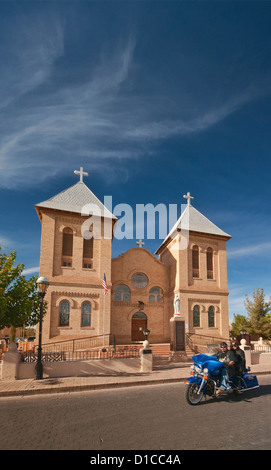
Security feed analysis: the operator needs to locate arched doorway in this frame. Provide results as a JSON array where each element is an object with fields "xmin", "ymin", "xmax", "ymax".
[{"xmin": 131, "ymin": 312, "xmax": 147, "ymax": 341}]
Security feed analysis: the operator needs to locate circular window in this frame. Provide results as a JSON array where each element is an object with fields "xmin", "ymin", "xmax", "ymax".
[{"xmin": 132, "ymin": 273, "xmax": 148, "ymax": 288}]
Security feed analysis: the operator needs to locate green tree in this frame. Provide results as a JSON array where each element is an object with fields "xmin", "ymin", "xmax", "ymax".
[
  {"xmin": 230, "ymin": 313, "xmax": 252, "ymax": 338},
  {"xmin": 244, "ymin": 288, "xmax": 271, "ymax": 339},
  {"xmin": 0, "ymin": 247, "xmax": 41, "ymax": 340}
]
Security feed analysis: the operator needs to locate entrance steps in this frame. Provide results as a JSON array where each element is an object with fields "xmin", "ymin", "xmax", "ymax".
[
  {"xmin": 150, "ymin": 343, "xmax": 171, "ymax": 356},
  {"xmin": 41, "ymin": 337, "xmax": 193, "ymax": 359},
  {"xmin": 113, "ymin": 343, "xmax": 171, "ymax": 357},
  {"xmin": 185, "ymin": 344, "xmax": 194, "ymax": 357}
]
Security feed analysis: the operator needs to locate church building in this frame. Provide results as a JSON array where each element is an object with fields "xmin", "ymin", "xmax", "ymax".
[{"xmin": 35, "ymin": 168, "xmax": 231, "ymax": 350}]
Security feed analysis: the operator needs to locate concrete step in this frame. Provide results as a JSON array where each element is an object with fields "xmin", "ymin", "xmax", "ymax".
[
  {"xmin": 150, "ymin": 343, "xmax": 171, "ymax": 356},
  {"xmin": 185, "ymin": 344, "xmax": 194, "ymax": 356}
]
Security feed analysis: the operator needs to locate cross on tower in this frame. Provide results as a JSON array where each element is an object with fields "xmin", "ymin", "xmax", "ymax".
[
  {"xmin": 136, "ymin": 239, "xmax": 145, "ymax": 248},
  {"xmin": 74, "ymin": 166, "xmax": 89, "ymax": 183},
  {"xmin": 183, "ymin": 191, "xmax": 194, "ymax": 206}
]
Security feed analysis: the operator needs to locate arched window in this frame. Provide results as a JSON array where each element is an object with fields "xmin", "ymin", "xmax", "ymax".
[
  {"xmin": 193, "ymin": 305, "xmax": 200, "ymax": 327},
  {"xmin": 208, "ymin": 306, "xmax": 215, "ymax": 328},
  {"xmin": 62, "ymin": 228, "xmax": 73, "ymax": 267},
  {"xmin": 149, "ymin": 287, "xmax": 163, "ymax": 302},
  {"xmin": 83, "ymin": 237, "xmax": 93, "ymax": 269},
  {"xmin": 81, "ymin": 301, "xmax": 91, "ymax": 327},
  {"xmin": 59, "ymin": 300, "xmax": 70, "ymax": 326},
  {"xmin": 113, "ymin": 285, "xmax": 131, "ymax": 301},
  {"xmin": 207, "ymin": 248, "xmax": 213, "ymax": 279},
  {"xmin": 132, "ymin": 312, "xmax": 147, "ymax": 320},
  {"xmin": 192, "ymin": 245, "xmax": 199, "ymax": 278}
]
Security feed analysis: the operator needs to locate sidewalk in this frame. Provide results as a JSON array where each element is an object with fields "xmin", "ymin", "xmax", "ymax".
[{"xmin": 0, "ymin": 362, "xmax": 270, "ymax": 398}]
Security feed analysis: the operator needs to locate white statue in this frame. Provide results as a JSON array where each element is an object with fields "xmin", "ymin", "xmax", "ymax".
[{"xmin": 174, "ymin": 294, "xmax": 180, "ymax": 315}]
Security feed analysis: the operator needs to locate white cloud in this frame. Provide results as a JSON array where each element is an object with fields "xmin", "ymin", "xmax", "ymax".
[
  {"xmin": 22, "ymin": 266, "xmax": 40, "ymax": 276},
  {"xmin": 0, "ymin": 14, "xmax": 268, "ymax": 189},
  {"xmin": 228, "ymin": 241, "xmax": 271, "ymax": 259},
  {"xmin": 125, "ymin": 86, "xmax": 263, "ymax": 140},
  {"xmin": 0, "ymin": 16, "xmax": 64, "ymax": 111},
  {"xmin": 0, "ymin": 236, "xmax": 13, "ymax": 251},
  {"xmin": 0, "ymin": 33, "xmax": 139, "ymax": 188}
]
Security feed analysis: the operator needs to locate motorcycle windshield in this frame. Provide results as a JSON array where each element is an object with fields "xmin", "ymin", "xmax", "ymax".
[
  {"xmin": 192, "ymin": 354, "xmax": 223, "ymax": 373},
  {"xmin": 193, "ymin": 354, "xmax": 218, "ymax": 364}
]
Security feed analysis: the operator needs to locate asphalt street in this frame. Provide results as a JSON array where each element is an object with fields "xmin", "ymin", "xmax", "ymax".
[{"xmin": 0, "ymin": 375, "xmax": 270, "ymax": 451}]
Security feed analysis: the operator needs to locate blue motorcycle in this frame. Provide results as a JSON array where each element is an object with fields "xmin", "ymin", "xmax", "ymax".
[{"xmin": 185, "ymin": 353, "xmax": 259, "ymax": 405}]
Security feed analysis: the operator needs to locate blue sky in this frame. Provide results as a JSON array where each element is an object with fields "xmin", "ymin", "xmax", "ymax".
[{"xmin": 0, "ymin": 1, "xmax": 271, "ymax": 323}]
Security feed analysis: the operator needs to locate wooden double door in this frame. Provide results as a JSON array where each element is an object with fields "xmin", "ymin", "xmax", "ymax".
[{"xmin": 131, "ymin": 312, "xmax": 147, "ymax": 341}]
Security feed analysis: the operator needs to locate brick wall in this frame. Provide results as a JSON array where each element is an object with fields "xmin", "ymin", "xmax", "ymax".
[{"xmin": 38, "ymin": 208, "xmax": 113, "ymax": 343}]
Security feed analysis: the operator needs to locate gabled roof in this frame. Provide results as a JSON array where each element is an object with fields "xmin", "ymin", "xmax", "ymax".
[
  {"xmin": 156, "ymin": 204, "xmax": 231, "ymax": 254},
  {"xmin": 35, "ymin": 181, "xmax": 117, "ymax": 220}
]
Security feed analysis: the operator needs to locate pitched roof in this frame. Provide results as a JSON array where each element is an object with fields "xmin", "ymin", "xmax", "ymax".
[
  {"xmin": 156, "ymin": 204, "xmax": 231, "ymax": 254},
  {"xmin": 35, "ymin": 182, "xmax": 117, "ymax": 220}
]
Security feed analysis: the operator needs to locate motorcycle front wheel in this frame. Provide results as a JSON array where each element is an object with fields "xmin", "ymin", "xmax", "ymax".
[{"xmin": 185, "ymin": 383, "xmax": 204, "ymax": 405}]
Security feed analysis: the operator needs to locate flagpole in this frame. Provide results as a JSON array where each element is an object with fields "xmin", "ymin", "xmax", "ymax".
[
  {"xmin": 103, "ymin": 289, "xmax": 105, "ymax": 350},
  {"xmin": 102, "ymin": 273, "xmax": 108, "ymax": 352}
]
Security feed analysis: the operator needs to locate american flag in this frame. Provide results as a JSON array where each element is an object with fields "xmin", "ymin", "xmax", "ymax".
[{"xmin": 102, "ymin": 273, "xmax": 109, "ymax": 295}]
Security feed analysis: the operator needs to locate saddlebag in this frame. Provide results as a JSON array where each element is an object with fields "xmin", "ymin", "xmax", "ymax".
[{"xmin": 242, "ymin": 373, "xmax": 259, "ymax": 389}]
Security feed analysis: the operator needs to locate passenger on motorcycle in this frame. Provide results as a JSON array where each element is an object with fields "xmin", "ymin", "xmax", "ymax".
[
  {"xmin": 213, "ymin": 342, "xmax": 236, "ymax": 392},
  {"xmin": 231, "ymin": 341, "xmax": 246, "ymax": 375}
]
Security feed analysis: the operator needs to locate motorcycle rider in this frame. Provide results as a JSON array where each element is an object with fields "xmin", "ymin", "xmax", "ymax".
[
  {"xmin": 213, "ymin": 342, "xmax": 236, "ymax": 393},
  {"xmin": 231, "ymin": 341, "xmax": 246, "ymax": 375}
]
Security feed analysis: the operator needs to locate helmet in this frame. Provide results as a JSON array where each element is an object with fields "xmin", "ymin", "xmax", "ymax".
[{"xmin": 220, "ymin": 342, "xmax": 228, "ymax": 348}]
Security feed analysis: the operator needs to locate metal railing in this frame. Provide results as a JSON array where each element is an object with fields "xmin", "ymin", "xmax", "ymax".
[
  {"xmin": 22, "ymin": 343, "xmax": 141, "ymax": 363},
  {"xmin": 252, "ymin": 344, "xmax": 271, "ymax": 353},
  {"xmin": 36, "ymin": 334, "xmax": 115, "ymax": 354},
  {"xmin": 21, "ymin": 351, "xmax": 66, "ymax": 363},
  {"xmin": 186, "ymin": 333, "xmax": 229, "ymax": 354}
]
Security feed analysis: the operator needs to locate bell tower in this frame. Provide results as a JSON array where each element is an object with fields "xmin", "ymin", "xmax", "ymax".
[
  {"xmin": 156, "ymin": 192, "xmax": 231, "ymax": 351},
  {"xmin": 35, "ymin": 168, "xmax": 117, "ymax": 344}
]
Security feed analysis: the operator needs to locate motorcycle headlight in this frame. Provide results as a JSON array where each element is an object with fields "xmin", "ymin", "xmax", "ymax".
[
  {"xmin": 203, "ymin": 368, "xmax": 208, "ymax": 374},
  {"xmin": 190, "ymin": 365, "xmax": 196, "ymax": 375},
  {"xmin": 195, "ymin": 365, "xmax": 202, "ymax": 373}
]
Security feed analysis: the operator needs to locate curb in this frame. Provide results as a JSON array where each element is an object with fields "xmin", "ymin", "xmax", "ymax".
[
  {"xmin": 0, "ymin": 370, "xmax": 270, "ymax": 398},
  {"xmin": 0, "ymin": 377, "xmax": 188, "ymax": 398}
]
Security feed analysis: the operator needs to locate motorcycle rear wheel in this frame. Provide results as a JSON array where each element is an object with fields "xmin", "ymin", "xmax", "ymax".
[{"xmin": 185, "ymin": 383, "xmax": 204, "ymax": 405}]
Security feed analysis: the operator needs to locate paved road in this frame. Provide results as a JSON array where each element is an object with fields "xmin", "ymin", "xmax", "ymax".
[{"xmin": 0, "ymin": 375, "xmax": 270, "ymax": 450}]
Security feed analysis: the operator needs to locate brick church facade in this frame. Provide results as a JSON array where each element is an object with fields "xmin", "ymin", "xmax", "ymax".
[{"xmin": 35, "ymin": 169, "xmax": 231, "ymax": 349}]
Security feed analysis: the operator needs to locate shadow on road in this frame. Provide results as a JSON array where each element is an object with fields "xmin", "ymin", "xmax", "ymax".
[
  {"xmin": 207, "ymin": 384, "xmax": 271, "ymax": 405},
  {"xmin": 186, "ymin": 383, "xmax": 271, "ymax": 406}
]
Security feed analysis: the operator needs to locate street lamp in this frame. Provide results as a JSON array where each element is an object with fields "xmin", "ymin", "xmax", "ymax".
[
  {"xmin": 142, "ymin": 328, "xmax": 150, "ymax": 350},
  {"xmin": 240, "ymin": 328, "xmax": 247, "ymax": 339},
  {"xmin": 143, "ymin": 328, "xmax": 150, "ymax": 341},
  {"xmin": 35, "ymin": 277, "xmax": 49, "ymax": 380}
]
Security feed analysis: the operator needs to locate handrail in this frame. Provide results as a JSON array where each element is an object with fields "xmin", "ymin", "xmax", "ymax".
[
  {"xmin": 35, "ymin": 334, "xmax": 115, "ymax": 353},
  {"xmin": 186, "ymin": 333, "xmax": 230, "ymax": 353}
]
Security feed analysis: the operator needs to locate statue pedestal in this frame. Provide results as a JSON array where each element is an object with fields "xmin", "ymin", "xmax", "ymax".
[
  {"xmin": 2, "ymin": 343, "xmax": 21, "ymax": 380},
  {"xmin": 240, "ymin": 338, "xmax": 252, "ymax": 367},
  {"xmin": 140, "ymin": 347, "xmax": 153, "ymax": 372},
  {"xmin": 170, "ymin": 317, "xmax": 185, "ymax": 351}
]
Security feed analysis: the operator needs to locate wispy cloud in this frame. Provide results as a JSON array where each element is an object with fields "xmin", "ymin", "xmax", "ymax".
[
  {"xmin": 228, "ymin": 241, "xmax": 271, "ymax": 259},
  {"xmin": 0, "ymin": 27, "xmax": 139, "ymax": 187},
  {"xmin": 0, "ymin": 15, "xmax": 64, "ymax": 111},
  {"xmin": 0, "ymin": 12, "xmax": 269, "ymax": 189},
  {"xmin": 0, "ymin": 235, "xmax": 13, "ymax": 251},
  {"xmin": 125, "ymin": 87, "xmax": 262, "ymax": 140},
  {"xmin": 22, "ymin": 266, "xmax": 40, "ymax": 276}
]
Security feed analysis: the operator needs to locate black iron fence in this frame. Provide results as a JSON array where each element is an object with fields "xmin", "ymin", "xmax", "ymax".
[
  {"xmin": 21, "ymin": 346, "xmax": 140, "ymax": 363},
  {"xmin": 21, "ymin": 351, "xmax": 65, "ymax": 363}
]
